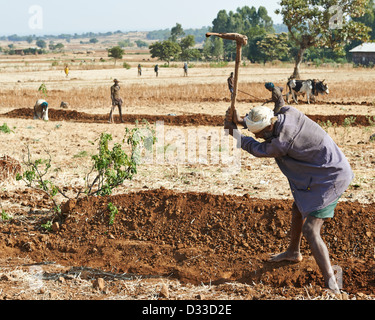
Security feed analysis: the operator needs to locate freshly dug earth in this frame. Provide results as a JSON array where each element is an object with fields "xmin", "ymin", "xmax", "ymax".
[
  {"xmin": 0, "ymin": 156, "xmax": 22, "ymax": 182},
  {"xmin": 1, "ymin": 188, "xmax": 374, "ymax": 297},
  {"xmin": 2, "ymin": 108, "xmax": 374, "ymax": 127}
]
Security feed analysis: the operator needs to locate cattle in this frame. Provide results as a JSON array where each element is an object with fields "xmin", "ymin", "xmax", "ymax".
[
  {"xmin": 33, "ymin": 99, "xmax": 49, "ymax": 121},
  {"xmin": 286, "ymin": 79, "xmax": 329, "ymax": 104}
]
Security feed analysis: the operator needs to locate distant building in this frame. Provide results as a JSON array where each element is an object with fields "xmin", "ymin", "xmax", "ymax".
[
  {"xmin": 349, "ymin": 43, "xmax": 375, "ymax": 66},
  {"xmin": 15, "ymin": 49, "xmax": 25, "ymax": 55}
]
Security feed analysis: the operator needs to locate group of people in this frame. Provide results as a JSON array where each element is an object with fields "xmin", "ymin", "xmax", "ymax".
[
  {"xmin": 109, "ymin": 63, "xmax": 188, "ymax": 123},
  {"xmin": 137, "ymin": 63, "xmax": 189, "ymax": 78},
  {"xmin": 33, "ymin": 66, "xmax": 354, "ymax": 294}
]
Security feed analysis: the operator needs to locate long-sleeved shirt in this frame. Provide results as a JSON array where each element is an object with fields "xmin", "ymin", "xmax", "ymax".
[{"xmin": 240, "ymin": 106, "xmax": 353, "ymax": 217}]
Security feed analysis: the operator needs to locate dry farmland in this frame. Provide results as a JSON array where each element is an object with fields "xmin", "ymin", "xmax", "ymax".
[{"xmin": 0, "ymin": 47, "xmax": 374, "ymax": 302}]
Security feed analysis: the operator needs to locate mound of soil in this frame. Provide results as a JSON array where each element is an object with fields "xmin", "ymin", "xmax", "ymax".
[
  {"xmin": 0, "ymin": 155, "xmax": 22, "ymax": 182},
  {"xmin": 1, "ymin": 188, "xmax": 373, "ymax": 295},
  {"xmin": 2, "ymin": 108, "xmax": 374, "ymax": 127}
]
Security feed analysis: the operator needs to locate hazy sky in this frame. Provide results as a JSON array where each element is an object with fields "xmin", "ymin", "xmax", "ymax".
[{"xmin": 0, "ymin": 0, "xmax": 283, "ymax": 36}]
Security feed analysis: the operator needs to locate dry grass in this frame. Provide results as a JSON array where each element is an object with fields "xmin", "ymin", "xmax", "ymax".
[{"xmin": 2, "ymin": 80, "xmax": 375, "ymax": 113}]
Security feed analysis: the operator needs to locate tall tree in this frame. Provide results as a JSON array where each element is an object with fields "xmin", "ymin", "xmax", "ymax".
[
  {"xmin": 170, "ymin": 23, "xmax": 185, "ymax": 42},
  {"xmin": 107, "ymin": 46, "xmax": 124, "ymax": 65},
  {"xmin": 210, "ymin": 6, "xmax": 274, "ymax": 61},
  {"xmin": 179, "ymin": 35, "xmax": 201, "ymax": 61},
  {"xmin": 149, "ymin": 40, "xmax": 181, "ymax": 66},
  {"xmin": 257, "ymin": 32, "xmax": 290, "ymax": 63},
  {"xmin": 353, "ymin": 0, "xmax": 375, "ymax": 39},
  {"xmin": 276, "ymin": 0, "xmax": 371, "ymax": 79}
]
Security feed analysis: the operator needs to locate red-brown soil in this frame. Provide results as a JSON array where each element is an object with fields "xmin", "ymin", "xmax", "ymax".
[
  {"xmin": 1, "ymin": 188, "xmax": 374, "ymax": 297},
  {"xmin": 2, "ymin": 108, "xmax": 374, "ymax": 127},
  {"xmin": 1, "ymin": 104, "xmax": 374, "ymax": 300}
]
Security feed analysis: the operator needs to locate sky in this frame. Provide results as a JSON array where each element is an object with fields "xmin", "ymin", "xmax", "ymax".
[{"xmin": 0, "ymin": 0, "xmax": 283, "ymax": 36}]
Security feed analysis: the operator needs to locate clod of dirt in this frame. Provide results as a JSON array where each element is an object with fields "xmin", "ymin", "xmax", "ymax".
[
  {"xmin": 0, "ymin": 155, "xmax": 22, "ymax": 182},
  {"xmin": 93, "ymin": 278, "xmax": 105, "ymax": 291}
]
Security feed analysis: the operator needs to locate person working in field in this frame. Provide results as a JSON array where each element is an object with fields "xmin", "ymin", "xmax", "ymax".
[
  {"xmin": 109, "ymin": 79, "xmax": 124, "ymax": 123},
  {"xmin": 154, "ymin": 64, "xmax": 159, "ymax": 77},
  {"xmin": 264, "ymin": 82, "xmax": 285, "ymax": 114},
  {"xmin": 183, "ymin": 62, "xmax": 188, "ymax": 77},
  {"xmin": 33, "ymin": 99, "xmax": 49, "ymax": 121},
  {"xmin": 64, "ymin": 65, "xmax": 69, "ymax": 77},
  {"xmin": 224, "ymin": 105, "xmax": 353, "ymax": 294}
]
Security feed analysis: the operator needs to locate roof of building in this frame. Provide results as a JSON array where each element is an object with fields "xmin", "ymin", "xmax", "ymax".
[{"xmin": 349, "ymin": 42, "xmax": 375, "ymax": 53}]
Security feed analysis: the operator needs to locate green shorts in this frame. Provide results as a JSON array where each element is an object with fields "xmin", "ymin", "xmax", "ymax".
[{"xmin": 309, "ymin": 198, "xmax": 340, "ymax": 219}]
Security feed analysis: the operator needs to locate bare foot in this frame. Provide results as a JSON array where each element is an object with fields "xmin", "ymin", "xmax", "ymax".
[{"xmin": 269, "ymin": 251, "xmax": 303, "ymax": 263}]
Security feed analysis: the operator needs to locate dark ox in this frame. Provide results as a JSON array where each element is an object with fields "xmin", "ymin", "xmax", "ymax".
[{"xmin": 286, "ymin": 79, "xmax": 329, "ymax": 104}]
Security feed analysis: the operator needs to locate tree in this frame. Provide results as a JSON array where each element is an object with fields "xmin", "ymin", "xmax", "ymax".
[
  {"xmin": 107, "ymin": 46, "xmax": 124, "ymax": 64},
  {"xmin": 179, "ymin": 35, "xmax": 201, "ymax": 61},
  {"xmin": 149, "ymin": 40, "xmax": 181, "ymax": 65},
  {"xmin": 135, "ymin": 40, "xmax": 148, "ymax": 48},
  {"xmin": 170, "ymin": 23, "xmax": 185, "ymax": 42},
  {"xmin": 36, "ymin": 39, "xmax": 47, "ymax": 49},
  {"xmin": 90, "ymin": 38, "xmax": 99, "ymax": 44},
  {"xmin": 353, "ymin": 0, "xmax": 375, "ymax": 38},
  {"xmin": 210, "ymin": 6, "xmax": 275, "ymax": 61},
  {"xmin": 276, "ymin": 0, "xmax": 371, "ymax": 79},
  {"xmin": 257, "ymin": 32, "xmax": 290, "ymax": 63},
  {"xmin": 203, "ymin": 37, "xmax": 224, "ymax": 60}
]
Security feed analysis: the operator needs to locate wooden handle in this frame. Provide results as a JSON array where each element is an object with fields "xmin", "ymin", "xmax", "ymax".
[{"xmin": 230, "ymin": 44, "xmax": 242, "ymax": 124}]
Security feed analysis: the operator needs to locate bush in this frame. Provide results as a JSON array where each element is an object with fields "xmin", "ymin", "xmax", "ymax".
[
  {"xmin": 16, "ymin": 121, "xmax": 156, "ymax": 219},
  {"xmin": 123, "ymin": 62, "xmax": 131, "ymax": 69}
]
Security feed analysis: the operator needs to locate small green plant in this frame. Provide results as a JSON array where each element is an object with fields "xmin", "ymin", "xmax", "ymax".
[
  {"xmin": 73, "ymin": 150, "xmax": 89, "ymax": 158},
  {"xmin": 366, "ymin": 115, "xmax": 375, "ymax": 127},
  {"xmin": 0, "ymin": 123, "xmax": 14, "ymax": 134},
  {"xmin": 85, "ymin": 121, "xmax": 156, "ymax": 197},
  {"xmin": 318, "ymin": 120, "xmax": 333, "ymax": 131},
  {"xmin": 1, "ymin": 209, "xmax": 11, "ymax": 221},
  {"xmin": 16, "ymin": 147, "xmax": 61, "ymax": 214},
  {"xmin": 38, "ymin": 83, "xmax": 48, "ymax": 98},
  {"xmin": 108, "ymin": 202, "xmax": 118, "ymax": 226},
  {"xmin": 343, "ymin": 116, "xmax": 356, "ymax": 127},
  {"xmin": 41, "ymin": 220, "xmax": 52, "ymax": 231}
]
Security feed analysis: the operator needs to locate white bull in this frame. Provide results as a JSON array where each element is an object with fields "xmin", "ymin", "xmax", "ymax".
[{"xmin": 286, "ymin": 79, "xmax": 329, "ymax": 104}]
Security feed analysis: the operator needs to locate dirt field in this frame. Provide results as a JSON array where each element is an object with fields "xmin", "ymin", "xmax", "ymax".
[{"xmin": 0, "ymin": 50, "xmax": 374, "ymax": 302}]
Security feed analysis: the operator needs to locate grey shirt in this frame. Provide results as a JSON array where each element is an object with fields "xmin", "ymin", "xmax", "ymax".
[{"xmin": 241, "ymin": 106, "xmax": 353, "ymax": 217}]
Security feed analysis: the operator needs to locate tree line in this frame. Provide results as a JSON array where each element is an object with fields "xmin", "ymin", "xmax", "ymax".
[{"xmin": 149, "ymin": 1, "xmax": 375, "ymax": 78}]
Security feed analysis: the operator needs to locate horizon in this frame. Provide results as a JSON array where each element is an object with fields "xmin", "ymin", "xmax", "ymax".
[
  {"xmin": 0, "ymin": 22, "xmax": 288, "ymax": 39},
  {"xmin": 0, "ymin": 0, "xmax": 282, "ymax": 37}
]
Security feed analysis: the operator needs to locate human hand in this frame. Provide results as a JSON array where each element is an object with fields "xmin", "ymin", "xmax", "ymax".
[{"xmin": 224, "ymin": 107, "xmax": 238, "ymax": 136}]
